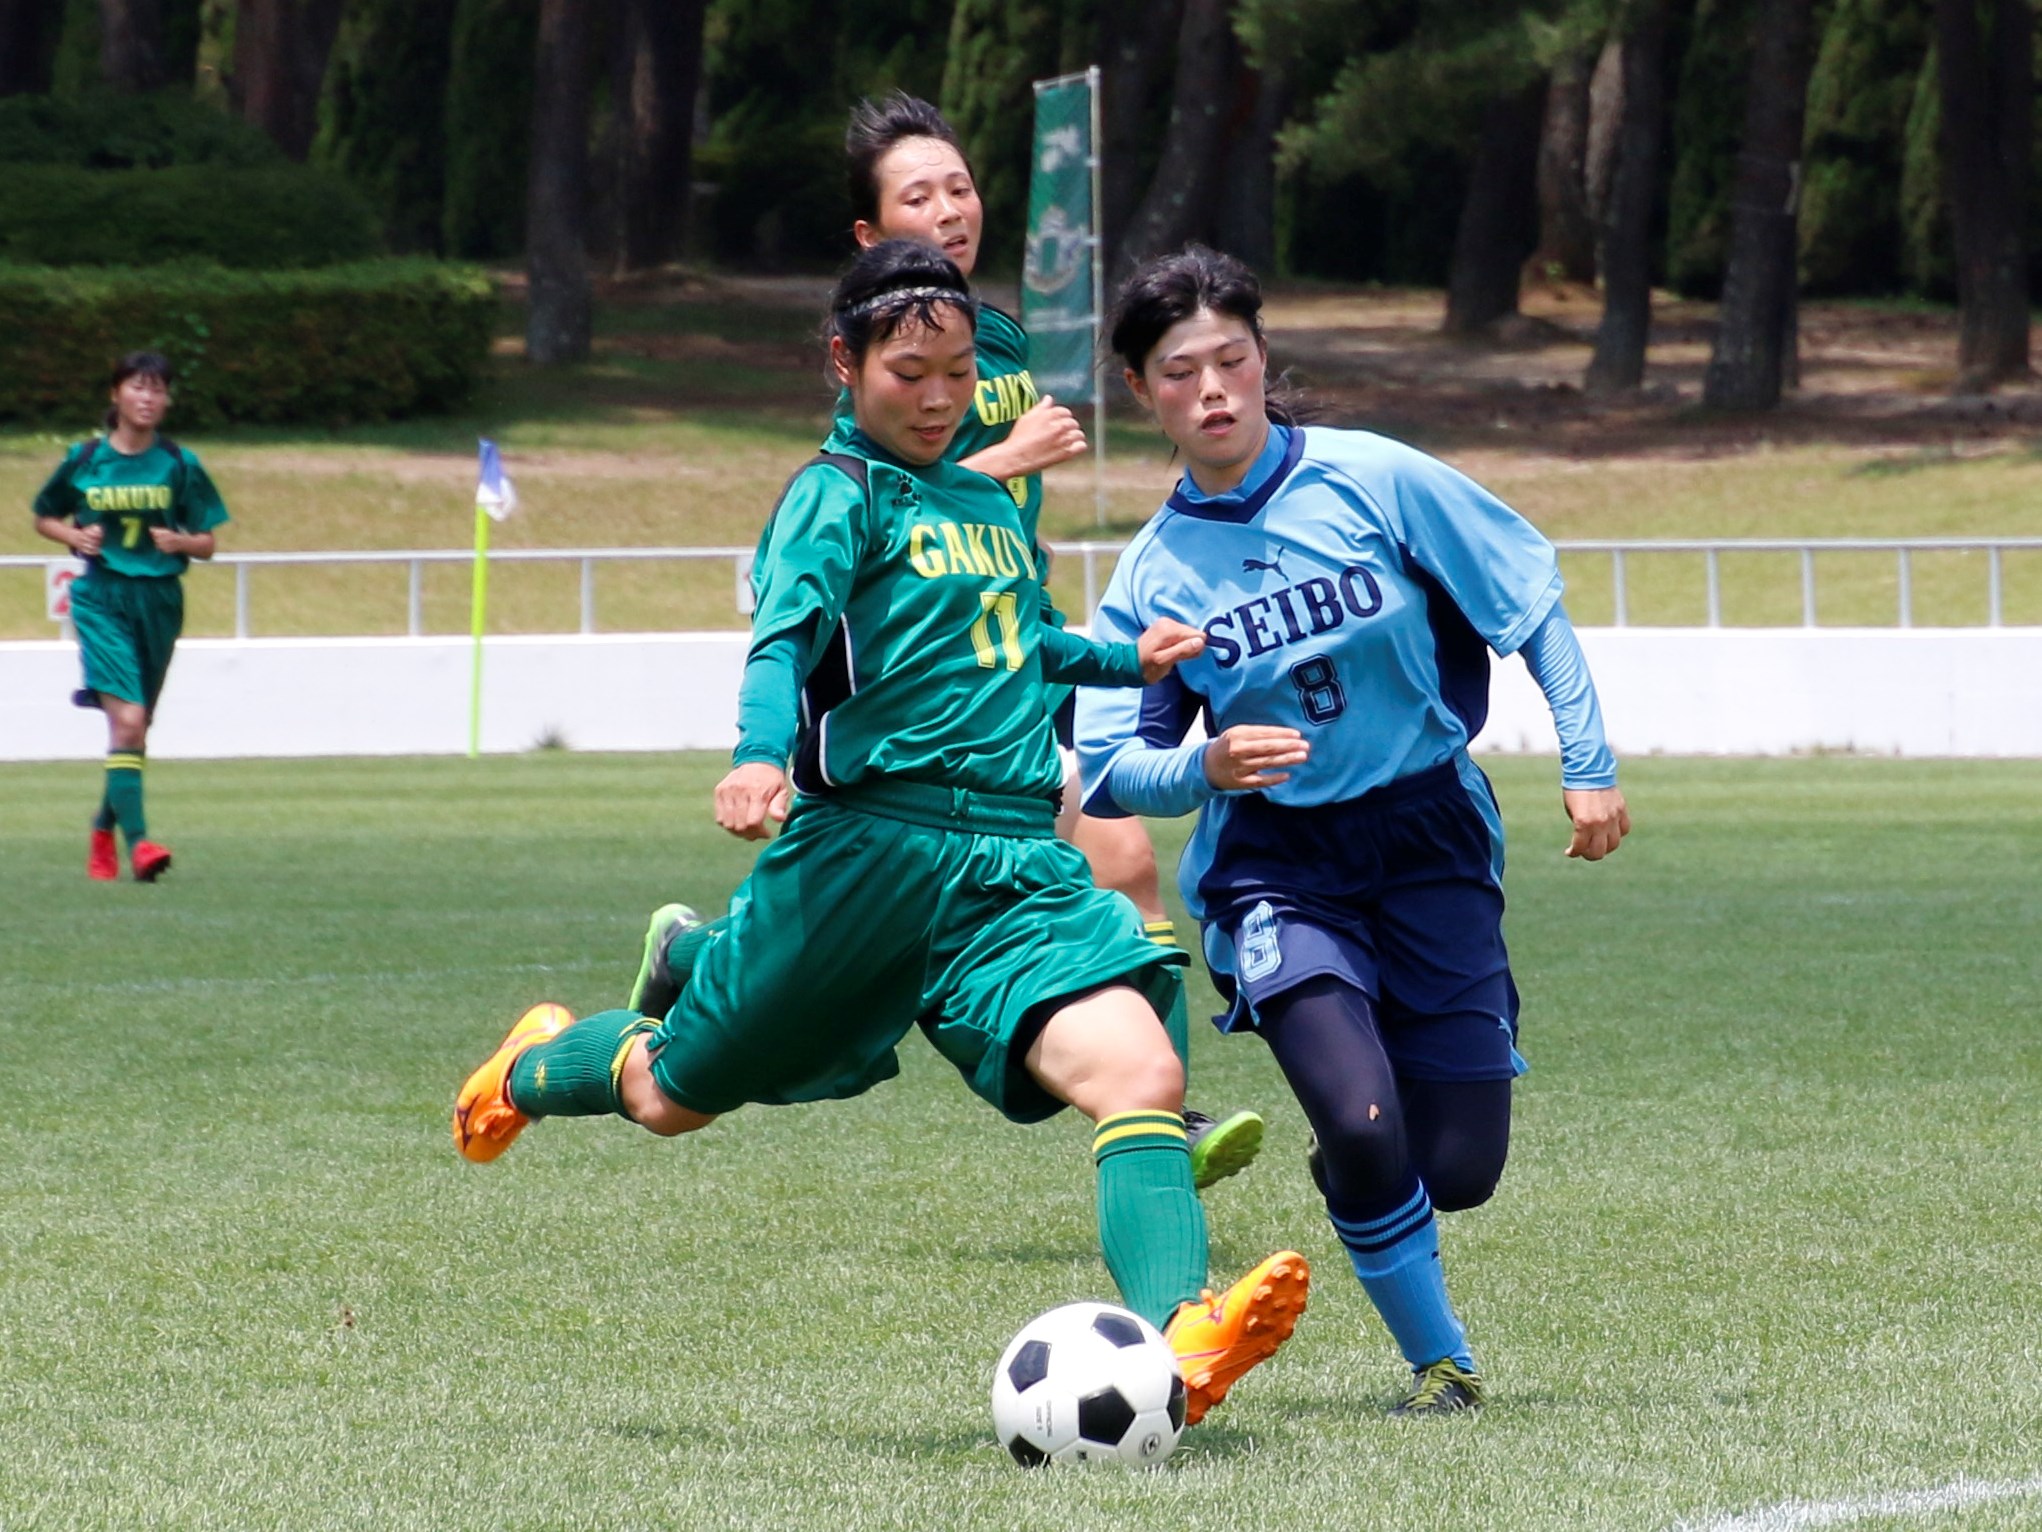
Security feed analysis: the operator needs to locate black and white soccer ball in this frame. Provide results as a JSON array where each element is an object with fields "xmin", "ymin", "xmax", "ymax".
[{"xmin": 990, "ymin": 1301, "xmax": 1187, "ymax": 1468}]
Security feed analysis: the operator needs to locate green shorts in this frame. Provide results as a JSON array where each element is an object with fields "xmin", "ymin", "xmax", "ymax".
[
  {"xmin": 69, "ymin": 570, "xmax": 184, "ymax": 710},
  {"xmin": 645, "ymin": 780, "xmax": 1185, "ymax": 1122}
]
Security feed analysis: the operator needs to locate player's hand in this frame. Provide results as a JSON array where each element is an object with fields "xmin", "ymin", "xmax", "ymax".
[
  {"xmin": 1562, "ymin": 786, "xmax": 1630, "ymax": 860},
  {"xmin": 1204, "ymin": 725, "xmax": 1309, "ymax": 791},
  {"xmin": 715, "ymin": 762, "xmax": 792, "ymax": 840},
  {"xmin": 1136, "ymin": 618, "xmax": 1205, "ymax": 682},
  {"xmin": 71, "ymin": 523, "xmax": 103, "ymax": 556},
  {"xmin": 972, "ymin": 396, "xmax": 1088, "ymax": 479},
  {"xmin": 148, "ymin": 526, "xmax": 182, "ymax": 553}
]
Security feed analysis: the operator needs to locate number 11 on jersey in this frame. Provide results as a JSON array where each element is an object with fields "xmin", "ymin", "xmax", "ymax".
[{"xmin": 970, "ymin": 590, "xmax": 1024, "ymax": 671}]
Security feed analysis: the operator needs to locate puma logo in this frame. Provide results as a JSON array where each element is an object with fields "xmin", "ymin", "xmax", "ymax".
[{"xmin": 1241, "ymin": 550, "xmax": 1285, "ymax": 578}]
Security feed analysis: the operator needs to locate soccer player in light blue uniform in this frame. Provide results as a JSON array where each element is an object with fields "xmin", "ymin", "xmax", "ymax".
[{"xmin": 1077, "ymin": 246, "xmax": 1631, "ymax": 1415}]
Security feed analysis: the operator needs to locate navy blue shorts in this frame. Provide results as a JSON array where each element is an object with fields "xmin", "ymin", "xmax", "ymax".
[{"xmin": 1197, "ymin": 755, "xmax": 1525, "ymax": 1082}]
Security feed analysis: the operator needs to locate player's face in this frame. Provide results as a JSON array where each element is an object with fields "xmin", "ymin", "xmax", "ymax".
[
  {"xmin": 1126, "ymin": 309, "xmax": 1269, "ymax": 492},
  {"xmin": 855, "ymin": 137, "xmax": 983, "ymax": 277},
  {"xmin": 835, "ymin": 306, "xmax": 978, "ymax": 466},
  {"xmin": 110, "ymin": 373, "xmax": 170, "ymax": 432}
]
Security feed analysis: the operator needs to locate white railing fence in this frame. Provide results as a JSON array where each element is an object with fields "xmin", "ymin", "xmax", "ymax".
[{"xmin": 7, "ymin": 537, "xmax": 2041, "ymax": 637}]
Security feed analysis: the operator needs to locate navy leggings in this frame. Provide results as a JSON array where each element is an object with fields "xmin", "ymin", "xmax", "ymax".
[{"xmin": 1255, "ymin": 975, "xmax": 1512, "ymax": 1212}]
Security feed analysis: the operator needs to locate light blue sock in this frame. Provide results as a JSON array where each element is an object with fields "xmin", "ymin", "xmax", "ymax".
[{"xmin": 1328, "ymin": 1175, "xmax": 1476, "ymax": 1373}]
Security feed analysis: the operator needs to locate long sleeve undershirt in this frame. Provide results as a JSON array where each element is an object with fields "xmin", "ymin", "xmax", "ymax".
[
  {"xmin": 732, "ymin": 627, "xmax": 805, "ymax": 767},
  {"xmin": 1518, "ymin": 603, "xmax": 1617, "ymax": 789},
  {"xmin": 731, "ymin": 622, "xmax": 1141, "ymax": 769},
  {"xmin": 1098, "ymin": 603, "xmax": 1615, "ymax": 816},
  {"xmin": 1040, "ymin": 627, "xmax": 1143, "ymax": 688}
]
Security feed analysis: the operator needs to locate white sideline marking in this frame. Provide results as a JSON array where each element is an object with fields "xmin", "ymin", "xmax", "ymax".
[{"xmin": 1677, "ymin": 1476, "xmax": 2042, "ymax": 1532}]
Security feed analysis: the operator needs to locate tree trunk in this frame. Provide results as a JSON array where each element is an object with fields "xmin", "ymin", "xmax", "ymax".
[
  {"xmin": 1534, "ymin": 48, "xmax": 1597, "ymax": 283},
  {"xmin": 1936, "ymin": 0, "xmax": 2031, "ymax": 391},
  {"xmin": 0, "ymin": 0, "xmax": 63, "ymax": 93},
  {"xmin": 1443, "ymin": 79, "xmax": 1545, "ymax": 335},
  {"xmin": 612, "ymin": 0, "xmax": 704, "ymax": 271},
  {"xmin": 1587, "ymin": 0, "xmax": 1671, "ymax": 396},
  {"xmin": 526, "ymin": 0, "xmax": 592, "ymax": 365},
  {"xmin": 1099, "ymin": 0, "xmax": 1184, "ymax": 280},
  {"xmin": 1213, "ymin": 51, "xmax": 1286, "ymax": 272},
  {"xmin": 230, "ymin": 0, "xmax": 348, "ymax": 160},
  {"xmin": 1702, "ymin": 0, "xmax": 1815, "ymax": 411},
  {"xmin": 1115, "ymin": 0, "xmax": 1233, "ymax": 280},
  {"xmin": 1584, "ymin": 35, "xmax": 1625, "ymax": 229},
  {"xmin": 98, "ymin": 0, "xmax": 164, "ymax": 89}
]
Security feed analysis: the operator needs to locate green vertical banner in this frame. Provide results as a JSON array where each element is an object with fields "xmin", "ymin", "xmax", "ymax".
[{"xmin": 1023, "ymin": 68, "xmax": 1102, "ymax": 403}]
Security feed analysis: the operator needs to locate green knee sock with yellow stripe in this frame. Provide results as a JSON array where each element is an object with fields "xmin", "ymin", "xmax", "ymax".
[
  {"xmin": 104, "ymin": 752, "xmax": 145, "ymax": 844},
  {"xmin": 1145, "ymin": 920, "xmax": 1191, "ymax": 1067},
  {"xmin": 507, "ymin": 1009, "xmax": 653, "ymax": 1118},
  {"xmin": 1093, "ymin": 1110, "xmax": 1208, "ymax": 1330}
]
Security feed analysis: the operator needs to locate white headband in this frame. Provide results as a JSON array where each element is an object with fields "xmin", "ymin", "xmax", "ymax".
[{"xmin": 845, "ymin": 285, "xmax": 972, "ymax": 319}]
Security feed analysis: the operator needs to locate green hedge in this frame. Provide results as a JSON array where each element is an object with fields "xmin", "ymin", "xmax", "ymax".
[
  {"xmin": 0, "ymin": 165, "xmax": 381, "ymax": 269},
  {"xmin": 0, "ymin": 88, "xmax": 281, "ymax": 169},
  {"xmin": 0, "ymin": 261, "xmax": 498, "ymax": 426}
]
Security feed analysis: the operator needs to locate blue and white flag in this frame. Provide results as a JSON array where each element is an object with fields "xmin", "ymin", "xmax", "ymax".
[{"xmin": 476, "ymin": 438, "xmax": 518, "ymax": 521}]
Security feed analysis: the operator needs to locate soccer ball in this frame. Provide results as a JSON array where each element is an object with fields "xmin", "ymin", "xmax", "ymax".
[{"xmin": 990, "ymin": 1301, "xmax": 1187, "ymax": 1468}]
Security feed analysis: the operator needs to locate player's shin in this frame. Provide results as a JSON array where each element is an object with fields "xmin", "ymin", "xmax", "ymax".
[
  {"xmin": 1092, "ymin": 1110, "xmax": 1207, "ymax": 1331},
  {"xmin": 105, "ymin": 751, "xmax": 145, "ymax": 843},
  {"xmin": 1143, "ymin": 925, "xmax": 1190, "ymax": 1066},
  {"xmin": 1327, "ymin": 1170, "xmax": 1475, "ymax": 1373},
  {"xmin": 508, "ymin": 1009, "xmax": 657, "ymax": 1119}
]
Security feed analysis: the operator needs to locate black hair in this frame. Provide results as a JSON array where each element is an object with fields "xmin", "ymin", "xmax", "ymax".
[
  {"xmin": 1106, "ymin": 244, "xmax": 1296, "ymax": 425},
  {"xmin": 105, "ymin": 350, "xmax": 172, "ymax": 431},
  {"xmin": 827, "ymin": 238, "xmax": 977, "ymax": 367},
  {"xmin": 845, "ymin": 91, "xmax": 969, "ymax": 228}
]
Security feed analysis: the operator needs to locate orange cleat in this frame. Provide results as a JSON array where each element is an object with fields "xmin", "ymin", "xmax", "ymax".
[
  {"xmin": 452, "ymin": 1002, "xmax": 572, "ymax": 1163},
  {"xmin": 88, "ymin": 829, "xmax": 118, "ymax": 881},
  {"xmin": 131, "ymin": 840, "xmax": 172, "ymax": 882},
  {"xmin": 1164, "ymin": 1250, "xmax": 1310, "ymax": 1425}
]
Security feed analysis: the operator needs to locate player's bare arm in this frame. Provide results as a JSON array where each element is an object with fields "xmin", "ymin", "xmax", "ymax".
[
  {"xmin": 149, "ymin": 527, "xmax": 215, "ymax": 558},
  {"xmin": 1562, "ymin": 785, "xmax": 1630, "ymax": 861},
  {"xmin": 35, "ymin": 515, "xmax": 100, "ymax": 556}
]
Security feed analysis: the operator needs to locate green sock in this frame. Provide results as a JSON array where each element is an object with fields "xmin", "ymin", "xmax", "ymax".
[
  {"xmin": 1092, "ymin": 1110, "xmax": 1207, "ymax": 1331},
  {"xmin": 92, "ymin": 793, "xmax": 115, "ymax": 833},
  {"xmin": 667, "ymin": 916, "xmax": 721, "ymax": 993},
  {"xmin": 507, "ymin": 1009, "xmax": 653, "ymax": 1119},
  {"xmin": 105, "ymin": 752, "xmax": 146, "ymax": 844},
  {"xmin": 1144, "ymin": 920, "xmax": 1190, "ymax": 1067}
]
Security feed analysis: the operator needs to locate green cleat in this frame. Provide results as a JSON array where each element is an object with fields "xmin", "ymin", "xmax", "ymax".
[
  {"xmin": 1391, "ymin": 1358, "xmax": 1485, "ymax": 1416},
  {"xmin": 627, "ymin": 903, "xmax": 702, "ymax": 1019},
  {"xmin": 1186, "ymin": 1108, "xmax": 1264, "ymax": 1191}
]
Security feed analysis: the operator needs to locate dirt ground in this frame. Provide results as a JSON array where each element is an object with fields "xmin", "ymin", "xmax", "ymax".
[{"xmin": 588, "ymin": 267, "xmax": 2042, "ymax": 464}]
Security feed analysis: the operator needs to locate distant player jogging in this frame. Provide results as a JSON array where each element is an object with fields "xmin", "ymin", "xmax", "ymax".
[
  {"xmin": 1077, "ymin": 246, "xmax": 1630, "ymax": 1415},
  {"xmin": 454, "ymin": 241, "xmax": 1308, "ymax": 1426},
  {"xmin": 33, "ymin": 350, "xmax": 229, "ymax": 882},
  {"xmin": 812, "ymin": 90, "xmax": 1264, "ymax": 1191}
]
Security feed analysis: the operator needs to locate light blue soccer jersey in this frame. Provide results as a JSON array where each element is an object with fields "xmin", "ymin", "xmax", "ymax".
[{"xmin": 1076, "ymin": 423, "xmax": 1573, "ymax": 916}]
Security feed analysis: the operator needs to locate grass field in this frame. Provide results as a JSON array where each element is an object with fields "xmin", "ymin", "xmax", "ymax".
[{"xmin": 4, "ymin": 753, "xmax": 2039, "ymax": 1531}]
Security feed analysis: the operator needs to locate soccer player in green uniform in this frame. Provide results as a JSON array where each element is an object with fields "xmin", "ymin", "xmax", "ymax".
[
  {"xmin": 33, "ymin": 351, "xmax": 229, "ymax": 882},
  {"xmin": 453, "ymin": 241, "xmax": 1307, "ymax": 1425},
  {"xmin": 815, "ymin": 91, "xmax": 1264, "ymax": 1190}
]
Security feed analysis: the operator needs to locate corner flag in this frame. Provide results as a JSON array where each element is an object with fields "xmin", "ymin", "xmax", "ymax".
[
  {"xmin": 469, "ymin": 439, "xmax": 517, "ymax": 757},
  {"xmin": 477, "ymin": 438, "xmax": 518, "ymax": 521}
]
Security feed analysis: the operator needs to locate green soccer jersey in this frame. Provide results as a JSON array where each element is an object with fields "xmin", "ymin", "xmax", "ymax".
[
  {"xmin": 825, "ymin": 302, "xmax": 1041, "ymax": 531},
  {"xmin": 734, "ymin": 432, "xmax": 1139, "ymax": 801},
  {"xmin": 33, "ymin": 437, "xmax": 229, "ymax": 579}
]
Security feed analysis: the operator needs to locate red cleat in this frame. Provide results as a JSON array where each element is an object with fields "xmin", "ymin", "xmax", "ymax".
[
  {"xmin": 131, "ymin": 840, "xmax": 172, "ymax": 882},
  {"xmin": 88, "ymin": 829, "xmax": 118, "ymax": 881}
]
